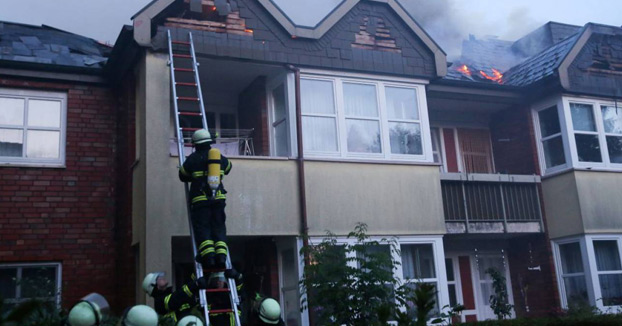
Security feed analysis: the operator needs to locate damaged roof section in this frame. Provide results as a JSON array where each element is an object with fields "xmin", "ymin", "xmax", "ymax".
[{"xmin": 0, "ymin": 21, "xmax": 111, "ymax": 71}]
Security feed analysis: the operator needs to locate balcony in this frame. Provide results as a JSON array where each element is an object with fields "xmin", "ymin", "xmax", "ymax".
[{"xmin": 441, "ymin": 173, "xmax": 544, "ymax": 234}]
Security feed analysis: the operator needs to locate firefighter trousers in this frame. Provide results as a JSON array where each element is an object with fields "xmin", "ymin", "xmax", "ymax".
[{"xmin": 191, "ymin": 200, "xmax": 227, "ymax": 262}]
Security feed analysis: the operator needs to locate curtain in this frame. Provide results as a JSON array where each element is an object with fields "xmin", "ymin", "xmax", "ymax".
[
  {"xmin": 594, "ymin": 241, "xmax": 621, "ymax": 271},
  {"xmin": 559, "ymin": 242, "xmax": 584, "ymax": 274},
  {"xmin": 302, "ymin": 117, "xmax": 337, "ymax": 152},
  {"xmin": 401, "ymin": 244, "xmax": 435, "ymax": 279},
  {"xmin": 458, "ymin": 128, "xmax": 494, "ymax": 173},
  {"xmin": 342, "ymin": 83, "xmax": 378, "ymax": 117},
  {"xmin": 385, "ymin": 87, "xmax": 418, "ymax": 120},
  {"xmin": 300, "ymin": 79, "xmax": 335, "ymax": 114}
]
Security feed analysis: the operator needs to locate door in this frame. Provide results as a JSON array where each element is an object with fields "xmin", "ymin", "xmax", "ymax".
[
  {"xmin": 276, "ymin": 238, "xmax": 305, "ymax": 326},
  {"xmin": 268, "ymin": 79, "xmax": 290, "ymax": 157},
  {"xmin": 472, "ymin": 254, "xmax": 514, "ymax": 320}
]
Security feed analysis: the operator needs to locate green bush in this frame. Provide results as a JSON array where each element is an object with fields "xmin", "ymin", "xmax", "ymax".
[{"xmin": 461, "ymin": 314, "xmax": 622, "ymax": 326}]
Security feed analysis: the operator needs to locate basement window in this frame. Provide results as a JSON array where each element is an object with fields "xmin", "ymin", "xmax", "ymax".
[
  {"xmin": 0, "ymin": 89, "xmax": 66, "ymax": 167},
  {"xmin": 0, "ymin": 263, "xmax": 61, "ymax": 313},
  {"xmin": 300, "ymin": 74, "xmax": 431, "ymax": 162}
]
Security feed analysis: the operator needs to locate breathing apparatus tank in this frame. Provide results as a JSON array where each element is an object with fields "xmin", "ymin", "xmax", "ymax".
[{"xmin": 207, "ymin": 148, "xmax": 221, "ymax": 198}]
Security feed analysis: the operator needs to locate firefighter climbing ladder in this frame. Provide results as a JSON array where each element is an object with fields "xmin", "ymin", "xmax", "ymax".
[{"xmin": 167, "ymin": 30, "xmax": 242, "ymax": 326}]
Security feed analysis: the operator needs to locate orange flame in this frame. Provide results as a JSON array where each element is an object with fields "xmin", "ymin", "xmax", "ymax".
[
  {"xmin": 457, "ymin": 64, "xmax": 471, "ymax": 76},
  {"xmin": 479, "ymin": 68, "xmax": 503, "ymax": 83}
]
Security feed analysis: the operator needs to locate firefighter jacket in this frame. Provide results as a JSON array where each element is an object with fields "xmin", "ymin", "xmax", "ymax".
[
  {"xmin": 179, "ymin": 147, "xmax": 232, "ymax": 205},
  {"xmin": 152, "ymin": 280, "xmax": 200, "ymax": 322}
]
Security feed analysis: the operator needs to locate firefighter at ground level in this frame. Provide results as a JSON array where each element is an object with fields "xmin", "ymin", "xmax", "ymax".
[
  {"xmin": 177, "ymin": 315, "xmax": 205, "ymax": 326},
  {"xmin": 118, "ymin": 305, "xmax": 159, "ymax": 326},
  {"xmin": 65, "ymin": 293, "xmax": 110, "ymax": 326},
  {"xmin": 142, "ymin": 272, "xmax": 208, "ymax": 323},
  {"xmin": 243, "ymin": 294, "xmax": 285, "ymax": 326},
  {"xmin": 179, "ymin": 129, "xmax": 232, "ymax": 268},
  {"xmin": 206, "ymin": 269, "xmax": 244, "ymax": 326}
]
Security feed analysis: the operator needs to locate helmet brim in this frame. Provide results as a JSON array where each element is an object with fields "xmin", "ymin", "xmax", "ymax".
[{"xmin": 259, "ymin": 314, "xmax": 279, "ymax": 324}]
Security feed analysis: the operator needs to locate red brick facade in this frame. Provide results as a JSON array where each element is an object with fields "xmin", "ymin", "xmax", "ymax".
[{"xmin": 0, "ymin": 77, "xmax": 120, "ymax": 309}]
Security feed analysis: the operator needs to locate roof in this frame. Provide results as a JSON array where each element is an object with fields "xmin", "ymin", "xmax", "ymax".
[
  {"xmin": 502, "ymin": 32, "xmax": 581, "ymax": 87},
  {"xmin": 0, "ymin": 21, "xmax": 111, "ymax": 71}
]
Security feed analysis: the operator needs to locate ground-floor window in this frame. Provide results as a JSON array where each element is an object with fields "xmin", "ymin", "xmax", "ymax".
[
  {"xmin": 0, "ymin": 263, "xmax": 61, "ymax": 313},
  {"xmin": 554, "ymin": 235, "xmax": 622, "ymax": 311}
]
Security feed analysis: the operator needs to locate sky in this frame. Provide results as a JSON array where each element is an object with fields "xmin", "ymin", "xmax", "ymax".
[{"xmin": 0, "ymin": 0, "xmax": 620, "ymax": 57}]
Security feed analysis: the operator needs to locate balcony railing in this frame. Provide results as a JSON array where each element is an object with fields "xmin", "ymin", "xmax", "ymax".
[{"xmin": 441, "ymin": 173, "xmax": 543, "ymax": 233}]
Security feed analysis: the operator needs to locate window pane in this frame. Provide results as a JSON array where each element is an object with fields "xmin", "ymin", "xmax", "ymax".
[
  {"xmin": 607, "ymin": 136, "xmax": 622, "ymax": 164},
  {"xmin": 445, "ymin": 259, "xmax": 455, "ymax": 282},
  {"xmin": 27, "ymin": 100, "xmax": 61, "ymax": 128},
  {"xmin": 302, "ymin": 116, "xmax": 337, "ymax": 152},
  {"xmin": 21, "ymin": 267, "xmax": 56, "ymax": 298},
  {"xmin": 272, "ymin": 84, "xmax": 286, "ymax": 121},
  {"xmin": 343, "ymin": 83, "xmax": 378, "ymax": 117},
  {"xmin": 0, "ymin": 129, "xmax": 24, "ymax": 157},
  {"xmin": 448, "ymin": 284, "xmax": 457, "ymax": 307},
  {"xmin": 599, "ymin": 274, "xmax": 622, "ymax": 306},
  {"xmin": 386, "ymin": 87, "xmax": 418, "ymax": 120},
  {"xmin": 405, "ymin": 283, "xmax": 439, "ymax": 318},
  {"xmin": 275, "ymin": 122, "xmax": 288, "ymax": 157},
  {"xmin": 542, "ymin": 136, "xmax": 566, "ymax": 168},
  {"xmin": 478, "ymin": 256, "xmax": 505, "ymax": 280},
  {"xmin": 0, "ymin": 268, "xmax": 17, "ymax": 299},
  {"xmin": 601, "ymin": 106, "xmax": 622, "ymax": 134},
  {"xmin": 357, "ymin": 245, "xmax": 391, "ymax": 273},
  {"xmin": 570, "ymin": 103, "xmax": 596, "ymax": 132},
  {"xmin": 594, "ymin": 240, "xmax": 622, "ymax": 271},
  {"xmin": 538, "ymin": 106, "xmax": 561, "ymax": 137},
  {"xmin": 431, "ymin": 128, "xmax": 442, "ymax": 164},
  {"xmin": 220, "ymin": 114, "xmax": 236, "ymax": 130},
  {"xmin": 389, "ymin": 122, "xmax": 422, "ymax": 155},
  {"xmin": 301, "ymin": 79, "xmax": 335, "ymax": 114},
  {"xmin": 0, "ymin": 97, "xmax": 25, "ymax": 125},
  {"xmin": 559, "ymin": 242, "xmax": 583, "ymax": 274},
  {"xmin": 26, "ymin": 130, "xmax": 60, "ymax": 159},
  {"xmin": 575, "ymin": 134, "xmax": 602, "ymax": 162},
  {"xmin": 401, "ymin": 244, "xmax": 435, "ymax": 279},
  {"xmin": 563, "ymin": 275, "xmax": 589, "ymax": 307},
  {"xmin": 346, "ymin": 119, "xmax": 381, "ymax": 153}
]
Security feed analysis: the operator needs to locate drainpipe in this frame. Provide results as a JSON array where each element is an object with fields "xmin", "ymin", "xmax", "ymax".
[{"xmin": 286, "ymin": 65, "xmax": 310, "ymax": 262}]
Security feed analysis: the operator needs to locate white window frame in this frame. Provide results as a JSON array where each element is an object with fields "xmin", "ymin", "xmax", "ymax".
[
  {"xmin": 532, "ymin": 96, "xmax": 571, "ymax": 176},
  {"xmin": 533, "ymin": 95, "xmax": 622, "ymax": 176},
  {"xmin": 553, "ymin": 235, "xmax": 622, "ymax": 312},
  {"xmin": 299, "ymin": 70, "xmax": 433, "ymax": 162},
  {"xmin": 0, "ymin": 88, "xmax": 67, "ymax": 167},
  {"xmin": 305, "ymin": 235, "xmax": 448, "ymax": 323},
  {"xmin": 0, "ymin": 262, "xmax": 62, "ymax": 308}
]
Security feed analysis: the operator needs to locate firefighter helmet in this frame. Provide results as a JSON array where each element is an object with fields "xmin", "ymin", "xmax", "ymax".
[
  {"xmin": 67, "ymin": 293, "xmax": 109, "ymax": 326},
  {"xmin": 191, "ymin": 129, "xmax": 212, "ymax": 144},
  {"xmin": 259, "ymin": 298, "xmax": 281, "ymax": 324},
  {"xmin": 142, "ymin": 272, "xmax": 164, "ymax": 296},
  {"xmin": 177, "ymin": 315, "xmax": 205, "ymax": 326},
  {"xmin": 122, "ymin": 305, "xmax": 158, "ymax": 326}
]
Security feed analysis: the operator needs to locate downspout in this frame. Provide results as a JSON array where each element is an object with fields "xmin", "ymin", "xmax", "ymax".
[{"xmin": 286, "ymin": 65, "xmax": 310, "ymax": 261}]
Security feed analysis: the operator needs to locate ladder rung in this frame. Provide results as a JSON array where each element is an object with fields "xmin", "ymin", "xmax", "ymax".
[
  {"xmin": 178, "ymin": 112, "xmax": 202, "ymax": 116},
  {"xmin": 173, "ymin": 54, "xmax": 192, "ymax": 58},
  {"xmin": 209, "ymin": 309, "xmax": 233, "ymax": 315},
  {"xmin": 184, "ymin": 143, "xmax": 194, "ymax": 147},
  {"xmin": 181, "ymin": 127, "xmax": 201, "ymax": 131},
  {"xmin": 174, "ymin": 68, "xmax": 194, "ymax": 72},
  {"xmin": 176, "ymin": 82, "xmax": 198, "ymax": 87},
  {"xmin": 172, "ymin": 41, "xmax": 190, "ymax": 45},
  {"xmin": 205, "ymin": 288, "xmax": 230, "ymax": 293},
  {"xmin": 177, "ymin": 96, "xmax": 200, "ymax": 101}
]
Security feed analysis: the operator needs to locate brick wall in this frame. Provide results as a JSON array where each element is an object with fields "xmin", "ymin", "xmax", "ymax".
[
  {"xmin": 507, "ymin": 234, "xmax": 560, "ymax": 317},
  {"xmin": 0, "ymin": 77, "xmax": 118, "ymax": 309},
  {"xmin": 238, "ymin": 76, "xmax": 269, "ymax": 156},
  {"xmin": 490, "ymin": 105, "xmax": 541, "ymax": 175}
]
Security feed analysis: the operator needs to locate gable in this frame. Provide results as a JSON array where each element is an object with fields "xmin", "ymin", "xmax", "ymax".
[
  {"xmin": 567, "ymin": 31, "xmax": 622, "ymax": 97},
  {"xmin": 133, "ymin": 0, "xmax": 446, "ymax": 78}
]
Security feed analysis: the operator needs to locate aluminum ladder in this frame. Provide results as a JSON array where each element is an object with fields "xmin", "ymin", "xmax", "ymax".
[{"xmin": 167, "ymin": 30, "xmax": 242, "ymax": 326}]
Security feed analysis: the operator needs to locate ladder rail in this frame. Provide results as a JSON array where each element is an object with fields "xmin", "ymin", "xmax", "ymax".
[
  {"xmin": 189, "ymin": 32, "xmax": 209, "ymax": 129},
  {"xmin": 167, "ymin": 29, "xmax": 210, "ymax": 321}
]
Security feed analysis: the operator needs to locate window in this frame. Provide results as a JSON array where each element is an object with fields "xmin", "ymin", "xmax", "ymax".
[
  {"xmin": 593, "ymin": 240, "xmax": 622, "ymax": 306},
  {"xmin": 536, "ymin": 105, "xmax": 566, "ymax": 170},
  {"xmin": 301, "ymin": 75, "xmax": 430, "ymax": 161},
  {"xmin": 431, "ymin": 127, "xmax": 443, "ymax": 166},
  {"xmin": 0, "ymin": 263, "xmax": 61, "ymax": 313},
  {"xmin": 445, "ymin": 258, "xmax": 459, "ymax": 307},
  {"xmin": 0, "ymin": 89, "xmax": 66, "ymax": 166},
  {"xmin": 601, "ymin": 105, "xmax": 622, "ymax": 164},
  {"xmin": 401, "ymin": 244, "xmax": 440, "ymax": 316},
  {"xmin": 558, "ymin": 242, "xmax": 589, "ymax": 307},
  {"xmin": 570, "ymin": 103, "xmax": 602, "ymax": 163},
  {"xmin": 457, "ymin": 128, "xmax": 494, "ymax": 173}
]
